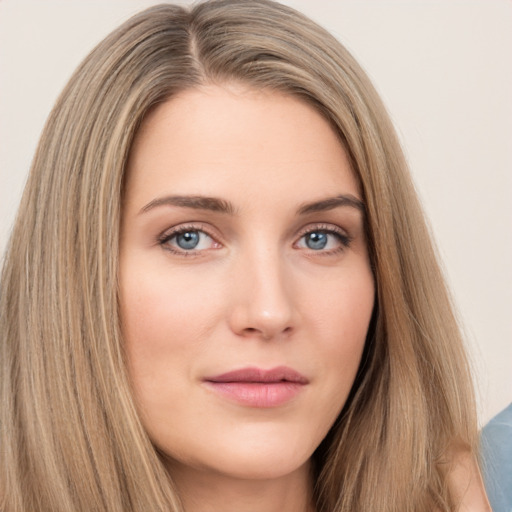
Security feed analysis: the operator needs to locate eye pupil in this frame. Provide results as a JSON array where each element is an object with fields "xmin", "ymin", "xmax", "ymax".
[
  {"xmin": 306, "ymin": 232, "xmax": 328, "ymax": 250},
  {"xmin": 176, "ymin": 231, "xmax": 200, "ymax": 250}
]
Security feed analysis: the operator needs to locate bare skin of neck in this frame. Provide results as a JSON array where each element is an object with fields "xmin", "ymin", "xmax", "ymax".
[
  {"xmin": 444, "ymin": 447, "xmax": 492, "ymax": 511},
  {"xmin": 165, "ymin": 458, "xmax": 315, "ymax": 512}
]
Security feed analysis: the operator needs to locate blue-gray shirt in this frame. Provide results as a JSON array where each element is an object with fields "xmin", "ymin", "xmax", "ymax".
[{"xmin": 481, "ymin": 403, "xmax": 512, "ymax": 512}]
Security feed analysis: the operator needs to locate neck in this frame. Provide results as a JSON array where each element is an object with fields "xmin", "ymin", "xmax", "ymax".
[{"xmin": 166, "ymin": 460, "xmax": 315, "ymax": 512}]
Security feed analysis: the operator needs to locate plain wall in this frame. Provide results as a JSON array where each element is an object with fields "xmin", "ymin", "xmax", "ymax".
[{"xmin": 0, "ymin": 0, "xmax": 511, "ymax": 426}]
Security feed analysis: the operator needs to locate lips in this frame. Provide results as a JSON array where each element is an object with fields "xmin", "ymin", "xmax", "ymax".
[{"xmin": 203, "ymin": 366, "xmax": 308, "ymax": 407}]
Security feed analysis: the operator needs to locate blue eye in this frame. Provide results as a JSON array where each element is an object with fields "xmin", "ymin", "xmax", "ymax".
[
  {"xmin": 160, "ymin": 227, "xmax": 217, "ymax": 253},
  {"xmin": 296, "ymin": 228, "xmax": 350, "ymax": 252},
  {"xmin": 175, "ymin": 231, "xmax": 200, "ymax": 250},
  {"xmin": 305, "ymin": 231, "xmax": 328, "ymax": 250}
]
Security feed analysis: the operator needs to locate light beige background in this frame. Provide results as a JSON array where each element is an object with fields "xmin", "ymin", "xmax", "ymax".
[{"xmin": 0, "ymin": 0, "xmax": 511, "ymax": 425}]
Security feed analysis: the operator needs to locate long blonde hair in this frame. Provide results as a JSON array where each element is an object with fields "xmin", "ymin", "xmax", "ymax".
[{"xmin": 0, "ymin": 1, "xmax": 477, "ymax": 510}]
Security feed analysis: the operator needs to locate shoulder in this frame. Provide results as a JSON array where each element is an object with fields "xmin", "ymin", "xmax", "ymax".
[
  {"xmin": 480, "ymin": 403, "xmax": 512, "ymax": 512},
  {"xmin": 481, "ymin": 403, "xmax": 512, "ymax": 439}
]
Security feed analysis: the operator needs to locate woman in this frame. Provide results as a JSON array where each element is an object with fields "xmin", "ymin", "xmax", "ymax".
[{"xmin": 0, "ymin": 1, "xmax": 490, "ymax": 510}]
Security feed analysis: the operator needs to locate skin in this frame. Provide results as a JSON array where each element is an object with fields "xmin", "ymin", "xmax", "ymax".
[
  {"xmin": 445, "ymin": 446, "xmax": 492, "ymax": 511},
  {"xmin": 119, "ymin": 83, "xmax": 375, "ymax": 512}
]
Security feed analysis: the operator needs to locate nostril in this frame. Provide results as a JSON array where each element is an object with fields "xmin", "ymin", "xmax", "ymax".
[{"xmin": 241, "ymin": 325, "xmax": 293, "ymax": 340}]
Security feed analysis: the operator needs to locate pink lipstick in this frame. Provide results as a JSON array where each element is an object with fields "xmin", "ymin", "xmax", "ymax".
[{"xmin": 203, "ymin": 366, "xmax": 308, "ymax": 408}]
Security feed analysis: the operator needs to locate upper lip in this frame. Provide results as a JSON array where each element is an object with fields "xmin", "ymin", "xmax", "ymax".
[{"xmin": 204, "ymin": 366, "xmax": 309, "ymax": 384}]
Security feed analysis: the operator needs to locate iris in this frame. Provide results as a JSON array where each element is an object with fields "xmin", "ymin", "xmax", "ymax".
[
  {"xmin": 305, "ymin": 232, "xmax": 328, "ymax": 250},
  {"xmin": 176, "ymin": 231, "xmax": 200, "ymax": 250}
]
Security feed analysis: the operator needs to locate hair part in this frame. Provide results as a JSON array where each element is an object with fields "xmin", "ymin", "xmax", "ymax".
[{"xmin": 1, "ymin": 1, "xmax": 477, "ymax": 510}]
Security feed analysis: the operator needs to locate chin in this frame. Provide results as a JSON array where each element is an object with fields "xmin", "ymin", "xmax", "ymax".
[
  {"xmin": 217, "ymin": 448, "xmax": 310, "ymax": 480},
  {"xmin": 160, "ymin": 426, "xmax": 316, "ymax": 482}
]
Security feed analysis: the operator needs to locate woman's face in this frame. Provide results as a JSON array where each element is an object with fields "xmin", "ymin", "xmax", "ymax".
[{"xmin": 119, "ymin": 84, "xmax": 374, "ymax": 482}]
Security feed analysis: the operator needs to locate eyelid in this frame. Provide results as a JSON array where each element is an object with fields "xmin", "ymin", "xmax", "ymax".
[
  {"xmin": 296, "ymin": 223, "xmax": 350, "ymax": 240},
  {"xmin": 294, "ymin": 223, "xmax": 353, "ymax": 252},
  {"xmin": 157, "ymin": 222, "xmax": 222, "ymax": 255},
  {"xmin": 297, "ymin": 220, "xmax": 341, "ymax": 232}
]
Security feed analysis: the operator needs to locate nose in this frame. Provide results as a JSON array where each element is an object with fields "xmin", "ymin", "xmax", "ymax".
[{"xmin": 227, "ymin": 247, "xmax": 296, "ymax": 341}]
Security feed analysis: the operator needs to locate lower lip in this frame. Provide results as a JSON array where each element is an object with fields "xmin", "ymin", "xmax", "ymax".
[{"xmin": 204, "ymin": 381, "xmax": 305, "ymax": 407}]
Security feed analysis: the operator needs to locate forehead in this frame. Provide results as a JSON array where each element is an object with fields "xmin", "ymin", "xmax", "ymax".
[{"xmin": 125, "ymin": 83, "xmax": 360, "ymax": 208}]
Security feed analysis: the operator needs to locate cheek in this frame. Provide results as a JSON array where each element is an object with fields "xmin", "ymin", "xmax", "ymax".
[
  {"xmin": 118, "ymin": 266, "xmax": 220, "ymax": 448},
  {"xmin": 121, "ymin": 257, "xmax": 220, "ymax": 342},
  {"xmin": 305, "ymin": 268, "xmax": 374, "ymax": 400},
  {"xmin": 306, "ymin": 262, "xmax": 374, "ymax": 339},
  {"xmin": 118, "ymin": 263, "xmax": 217, "ymax": 399}
]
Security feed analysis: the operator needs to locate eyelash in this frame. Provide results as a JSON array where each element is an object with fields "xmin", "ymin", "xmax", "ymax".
[
  {"xmin": 158, "ymin": 223, "xmax": 216, "ymax": 257},
  {"xmin": 157, "ymin": 223, "xmax": 352, "ymax": 256},
  {"xmin": 296, "ymin": 224, "xmax": 352, "ymax": 255}
]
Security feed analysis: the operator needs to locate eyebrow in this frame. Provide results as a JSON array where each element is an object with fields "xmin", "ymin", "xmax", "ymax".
[
  {"xmin": 297, "ymin": 194, "xmax": 365, "ymax": 214},
  {"xmin": 139, "ymin": 193, "xmax": 364, "ymax": 216},
  {"xmin": 140, "ymin": 195, "xmax": 236, "ymax": 215}
]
